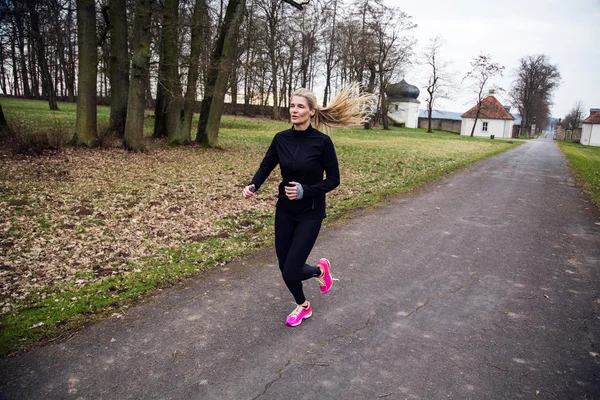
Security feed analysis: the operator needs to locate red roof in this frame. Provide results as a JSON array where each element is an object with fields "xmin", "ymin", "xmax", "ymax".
[
  {"xmin": 583, "ymin": 110, "xmax": 600, "ymax": 124},
  {"xmin": 461, "ymin": 96, "xmax": 515, "ymax": 120}
]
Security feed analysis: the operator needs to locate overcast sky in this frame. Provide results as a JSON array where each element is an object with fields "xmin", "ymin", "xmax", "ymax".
[{"xmin": 385, "ymin": 0, "xmax": 600, "ymax": 118}]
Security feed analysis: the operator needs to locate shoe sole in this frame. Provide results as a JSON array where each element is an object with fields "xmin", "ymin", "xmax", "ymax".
[{"xmin": 319, "ymin": 258, "xmax": 332, "ymax": 294}]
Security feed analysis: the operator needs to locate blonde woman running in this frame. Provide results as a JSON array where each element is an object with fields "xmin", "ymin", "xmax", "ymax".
[{"xmin": 242, "ymin": 85, "xmax": 373, "ymax": 327}]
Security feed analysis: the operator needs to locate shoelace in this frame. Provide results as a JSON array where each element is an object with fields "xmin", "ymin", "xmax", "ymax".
[{"xmin": 289, "ymin": 303, "xmax": 309, "ymax": 317}]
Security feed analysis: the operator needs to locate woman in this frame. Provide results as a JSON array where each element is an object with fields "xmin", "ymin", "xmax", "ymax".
[{"xmin": 242, "ymin": 85, "xmax": 373, "ymax": 327}]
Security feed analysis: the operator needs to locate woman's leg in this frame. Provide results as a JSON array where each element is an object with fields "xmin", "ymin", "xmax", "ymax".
[{"xmin": 274, "ymin": 210, "xmax": 322, "ymax": 304}]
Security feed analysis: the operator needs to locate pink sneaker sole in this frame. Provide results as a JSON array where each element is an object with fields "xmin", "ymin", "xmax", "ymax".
[{"xmin": 317, "ymin": 258, "xmax": 332, "ymax": 294}]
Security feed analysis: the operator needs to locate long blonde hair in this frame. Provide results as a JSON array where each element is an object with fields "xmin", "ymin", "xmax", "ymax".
[{"xmin": 290, "ymin": 84, "xmax": 375, "ymax": 130}]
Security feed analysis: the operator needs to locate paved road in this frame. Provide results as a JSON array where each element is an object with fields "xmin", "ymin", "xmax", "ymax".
[{"xmin": 1, "ymin": 139, "xmax": 599, "ymax": 399}]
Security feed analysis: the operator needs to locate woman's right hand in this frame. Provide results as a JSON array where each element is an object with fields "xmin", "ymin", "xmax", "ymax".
[{"xmin": 242, "ymin": 184, "xmax": 256, "ymax": 199}]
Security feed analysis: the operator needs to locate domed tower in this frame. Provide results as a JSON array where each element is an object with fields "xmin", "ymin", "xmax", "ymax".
[{"xmin": 385, "ymin": 79, "xmax": 421, "ymax": 128}]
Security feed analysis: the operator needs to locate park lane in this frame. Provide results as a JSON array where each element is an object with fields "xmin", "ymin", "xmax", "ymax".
[{"xmin": 1, "ymin": 138, "xmax": 599, "ymax": 399}]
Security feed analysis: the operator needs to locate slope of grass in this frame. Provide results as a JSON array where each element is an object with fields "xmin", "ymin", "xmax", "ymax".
[{"xmin": 558, "ymin": 141, "xmax": 600, "ymax": 207}]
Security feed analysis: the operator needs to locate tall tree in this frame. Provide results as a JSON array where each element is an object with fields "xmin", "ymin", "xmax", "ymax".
[
  {"xmin": 196, "ymin": 0, "xmax": 246, "ymax": 147},
  {"xmin": 180, "ymin": 0, "xmax": 208, "ymax": 142},
  {"xmin": 26, "ymin": 0, "xmax": 58, "ymax": 110},
  {"xmin": 370, "ymin": 4, "xmax": 415, "ymax": 129},
  {"xmin": 423, "ymin": 36, "xmax": 453, "ymax": 133},
  {"xmin": 562, "ymin": 101, "xmax": 584, "ymax": 131},
  {"xmin": 463, "ymin": 54, "xmax": 504, "ymax": 137},
  {"xmin": 162, "ymin": 0, "xmax": 185, "ymax": 145},
  {"xmin": 152, "ymin": 3, "xmax": 168, "ymax": 139},
  {"xmin": 509, "ymin": 54, "xmax": 560, "ymax": 137},
  {"xmin": 259, "ymin": 0, "xmax": 282, "ymax": 119},
  {"xmin": 13, "ymin": 2, "xmax": 31, "ymax": 98},
  {"xmin": 73, "ymin": 0, "xmax": 97, "ymax": 146},
  {"xmin": 322, "ymin": 0, "xmax": 338, "ymax": 106},
  {"xmin": 124, "ymin": 0, "xmax": 152, "ymax": 151},
  {"xmin": 108, "ymin": 0, "xmax": 130, "ymax": 136}
]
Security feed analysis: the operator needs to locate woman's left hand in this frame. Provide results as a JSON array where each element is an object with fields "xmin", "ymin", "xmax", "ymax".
[{"xmin": 284, "ymin": 181, "xmax": 300, "ymax": 200}]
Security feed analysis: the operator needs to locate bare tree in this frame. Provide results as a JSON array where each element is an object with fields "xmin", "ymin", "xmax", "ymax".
[
  {"xmin": 423, "ymin": 36, "xmax": 453, "ymax": 133},
  {"xmin": 321, "ymin": 0, "xmax": 338, "ymax": 106},
  {"xmin": 124, "ymin": 0, "xmax": 153, "ymax": 152},
  {"xmin": 370, "ymin": 4, "xmax": 415, "ymax": 129},
  {"xmin": 463, "ymin": 54, "xmax": 504, "ymax": 137},
  {"xmin": 73, "ymin": 0, "xmax": 97, "ymax": 146},
  {"xmin": 196, "ymin": 0, "xmax": 246, "ymax": 147},
  {"xmin": 180, "ymin": 0, "xmax": 208, "ymax": 142},
  {"xmin": 26, "ymin": 0, "xmax": 58, "ymax": 110},
  {"xmin": 562, "ymin": 101, "xmax": 584, "ymax": 131},
  {"xmin": 108, "ymin": 0, "xmax": 130, "ymax": 136},
  {"xmin": 509, "ymin": 54, "xmax": 560, "ymax": 137}
]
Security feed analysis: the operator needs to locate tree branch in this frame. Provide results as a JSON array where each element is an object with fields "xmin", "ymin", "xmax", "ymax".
[{"xmin": 281, "ymin": 0, "xmax": 309, "ymax": 11}]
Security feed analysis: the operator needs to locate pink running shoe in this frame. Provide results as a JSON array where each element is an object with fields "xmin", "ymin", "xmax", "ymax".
[
  {"xmin": 286, "ymin": 302, "xmax": 312, "ymax": 327},
  {"xmin": 315, "ymin": 258, "xmax": 333, "ymax": 294}
]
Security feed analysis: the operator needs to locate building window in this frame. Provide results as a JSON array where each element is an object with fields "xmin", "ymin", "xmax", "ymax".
[
  {"xmin": 395, "ymin": 104, "xmax": 399, "ymax": 111},
  {"xmin": 482, "ymin": 122, "xmax": 488, "ymax": 132}
]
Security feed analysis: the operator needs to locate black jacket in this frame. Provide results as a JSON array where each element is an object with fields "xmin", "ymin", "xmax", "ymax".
[{"xmin": 250, "ymin": 125, "xmax": 340, "ymax": 220}]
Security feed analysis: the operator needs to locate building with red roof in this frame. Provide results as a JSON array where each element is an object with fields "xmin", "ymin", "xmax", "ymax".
[
  {"xmin": 581, "ymin": 109, "xmax": 600, "ymax": 146},
  {"xmin": 460, "ymin": 94, "xmax": 515, "ymax": 139}
]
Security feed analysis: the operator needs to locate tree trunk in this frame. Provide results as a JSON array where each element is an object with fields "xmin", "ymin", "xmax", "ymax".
[
  {"xmin": 74, "ymin": 0, "xmax": 97, "ymax": 146},
  {"xmin": 153, "ymin": 21, "xmax": 167, "ymax": 138},
  {"xmin": 14, "ymin": 6, "xmax": 31, "ymax": 98},
  {"xmin": 181, "ymin": 0, "xmax": 207, "ymax": 142},
  {"xmin": 0, "ymin": 103, "xmax": 9, "ymax": 134},
  {"xmin": 108, "ymin": 0, "xmax": 130, "ymax": 137},
  {"xmin": 27, "ymin": 0, "xmax": 58, "ymax": 110},
  {"xmin": 124, "ymin": 0, "xmax": 152, "ymax": 152},
  {"xmin": 163, "ymin": 0, "xmax": 185, "ymax": 145},
  {"xmin": 323, "ymin": 0, "xmax": 337, "ymax": 107},
  {"xmin": 196, "ymin": 0, "xmax": 246, "ymax": 147},
  {"xmin": 470, "ymin": 106, "xmax": 481, "ymax": 137},
  {"xmin": 10, "ymin": 26, "xmax": 19, "ymax": 96},
  {"xmin": 65, "ymin": 0, "xmax": 76, "ymax": 102}
]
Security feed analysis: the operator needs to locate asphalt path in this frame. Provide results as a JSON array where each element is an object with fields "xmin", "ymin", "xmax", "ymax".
[{"xmin": 1, "ymin": 138, "xmax": 599, "ymax": 399}]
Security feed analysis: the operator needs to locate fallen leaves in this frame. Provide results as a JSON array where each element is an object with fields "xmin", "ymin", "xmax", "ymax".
[{"xmin": 0, "ymin": 143, "xmax": 275, "ymax": 314}]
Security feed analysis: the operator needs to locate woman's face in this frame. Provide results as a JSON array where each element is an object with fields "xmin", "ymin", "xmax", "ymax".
[{"xmin": 289, "ymin": 96, "xmax": 315, "ymax": 127}]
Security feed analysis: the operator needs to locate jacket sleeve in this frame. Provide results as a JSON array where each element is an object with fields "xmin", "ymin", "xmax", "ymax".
[
  {"xmin": 301, "ymin": 136, "xmax": 340, "ymax": 197},
  {"xmin": 249, "ymin": 136, "xmax": 279, "ymax": 191}
]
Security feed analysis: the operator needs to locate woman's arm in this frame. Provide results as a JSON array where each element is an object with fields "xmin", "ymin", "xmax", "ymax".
[
  {"xmin": 248, "ymin": 136, "xmax": 279, "ymax": 191},
  {"xmin": 301, "ymin": 136, "xmax": 340, "ymax": 197}
]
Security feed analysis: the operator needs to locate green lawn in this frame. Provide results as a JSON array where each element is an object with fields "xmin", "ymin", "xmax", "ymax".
[
  {"xmin": 0, "ymin": 96, "xmax": 520, "ymax": 355},
  {"xmin": 558, "ymin": 141, "xmax": 600, "ymax": 207}
]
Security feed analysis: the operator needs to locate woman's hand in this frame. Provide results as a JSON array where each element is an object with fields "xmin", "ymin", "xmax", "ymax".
[
  {"xmin": 242, "ymin": 184, "xmax": 256, "ymax": 199},
  {"xmin": 284, "ymin": 181, "xmax": 300, "ymax": 200}
]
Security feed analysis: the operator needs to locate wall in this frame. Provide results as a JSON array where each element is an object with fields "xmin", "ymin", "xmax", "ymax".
[
  {"xmin": 581, "ymin": 124, "xmax": 600, "ymax": 146},
  {"xmin": 417, "ymin": 117, "xmax": 461, "ymax": 133},
  {"xmin": 388, "ymin": 101, "xmax": 419, "ymax": 128},
  {"xmin": 460, "ymin": 118, "xmax": 512, "ymax": 138},
  {"xmin": 555, "ymin": 126, "xmax": 582, "ymax": 142}
]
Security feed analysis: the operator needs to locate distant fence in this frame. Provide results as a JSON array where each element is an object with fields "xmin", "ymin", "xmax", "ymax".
[
  {"xmin": 54, "ymin": 95, "xmax": 291, "ymax": 120},
  {"xmin": 417, "ymin": 117, "xmax": 461, "ymax": 133}
]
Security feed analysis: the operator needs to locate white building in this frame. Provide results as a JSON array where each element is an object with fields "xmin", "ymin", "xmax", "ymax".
[
  {"xmin": 386, "ymin": 79, "xmax": 420, "ymax": 129},
  {"xmin": 460, "ymin": 95, "xmax": 514, "ymax": 139},
  {"xmin": 581, "ymin": 109, "xmax": 600, "ymax": 147}
]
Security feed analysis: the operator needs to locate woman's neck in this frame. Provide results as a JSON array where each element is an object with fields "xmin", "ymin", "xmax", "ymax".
[{"xmin": 293, "ymin": 121, "xmax": 311, "ymax": 131}]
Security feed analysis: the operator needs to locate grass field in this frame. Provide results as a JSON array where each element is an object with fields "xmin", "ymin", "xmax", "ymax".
[
  {"xmin": 558, "ymin": 141, "xmax": 600, "ymax": 207},
  {"xmin": 0, "ymin": 97, "xmax": 520, "ymax": 355}
]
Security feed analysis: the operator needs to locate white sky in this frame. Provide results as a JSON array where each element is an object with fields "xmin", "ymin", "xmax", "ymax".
[{"xmin": 385, "ymin": 0, "xmax": 600, "ymax": 118}]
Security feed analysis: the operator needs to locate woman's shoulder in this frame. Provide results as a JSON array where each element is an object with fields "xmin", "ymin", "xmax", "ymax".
[{"xmin": 274, "ymin": 127, "xmax": 294, "ymax": 138}]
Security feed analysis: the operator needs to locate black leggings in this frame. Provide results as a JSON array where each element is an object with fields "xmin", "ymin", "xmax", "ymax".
[{"xmin": 275, "ymin": 209, "xmax": 322, "ymax": 305}]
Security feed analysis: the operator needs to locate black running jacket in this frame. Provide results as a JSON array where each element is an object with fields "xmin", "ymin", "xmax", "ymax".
[{"xmin": 249, "ymin": 125, "xmax": 340, "ymax": 220}]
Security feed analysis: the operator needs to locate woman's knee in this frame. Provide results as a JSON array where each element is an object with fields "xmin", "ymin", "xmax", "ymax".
[{"xmin": 281, "ymin": 264, "xmax": 301, "ymax": 282}]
